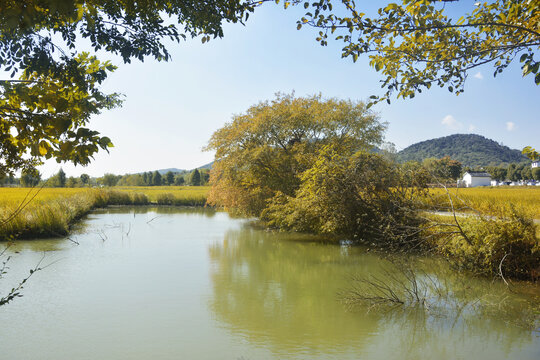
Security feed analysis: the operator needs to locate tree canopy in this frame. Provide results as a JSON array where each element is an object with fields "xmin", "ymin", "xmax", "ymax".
[
  {"xmin": 3, "ymin": 1, "xmax": 536, "ymax": 176},
  {"xmin": 522, "ymin": 146, "xmax": 539, "ymax": 161},
  {"xmin": 291, "ymin": 0, "xmax": 539, "ymax": 103},
  {"xmin": 205, "ymin": 93, "xmax": 385, "ymax": 215},
  {"xmin": 262, "ymin": 145, "xmax": 426, "ymax": 244},
  {"xmin": 0, "ymin": 0, "xmax": 259, "ymax": 176}
]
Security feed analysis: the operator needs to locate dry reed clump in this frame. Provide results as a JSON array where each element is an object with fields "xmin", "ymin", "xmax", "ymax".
[
  {"xmin": 156, "ymin": 192, "xmax": 207, "ymax": 206},
  {"xmin": 156, "ymin": 193, "xmax": 175, "ymax": 205},
  {"xmin": 340, "ymin": 260, "xmax": 540, "ymax": 330},
  {"xmin": 425, "ymin": 207, "xmax": 540, "ymax": 281}
]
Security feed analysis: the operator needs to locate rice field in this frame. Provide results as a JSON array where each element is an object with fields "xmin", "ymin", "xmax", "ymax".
[
  {"xmin": 0, "ymin": 186, "xmax": 210, "ymax": 240},
  {"xmin": 423, "ymin": 187, "xmax": 540, "ymax": 220}
]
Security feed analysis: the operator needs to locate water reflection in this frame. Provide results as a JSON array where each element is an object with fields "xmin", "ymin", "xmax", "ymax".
[
  {"xmin": 1, "ymin": 207, "xmax": 538, "ymax": 360},
  {"xmin": 208, "ymin": 229, "xmax": 383, "ymax": 356},
  {"xmin": 208, "ymin": 228, "xmax": 540, "ymax": 359},
  {"xmin": 92, "ymin": 205, "xmax": 218, "ymax": 217}
]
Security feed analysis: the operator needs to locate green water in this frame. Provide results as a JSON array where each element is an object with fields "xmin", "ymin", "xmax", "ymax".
[{"xmin": 0, "ymin": 207, "xmax": 538, "ymax": 359}]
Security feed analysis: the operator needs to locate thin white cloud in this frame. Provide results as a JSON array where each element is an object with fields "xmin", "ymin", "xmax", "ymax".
[
  {"xmin": 468, "ymin": 124, "xmax": 476, "ymax": 132},
  {"xmin": 473, "ymin": 71, "xmax": 484, "ymax": 80},
  {"xmin": 441, "ymin": 115, "xmax": 463, "ymax": 130},
  {"xmin": 506, "ymin": 121, "xmax": 516, "ymax": 131}
]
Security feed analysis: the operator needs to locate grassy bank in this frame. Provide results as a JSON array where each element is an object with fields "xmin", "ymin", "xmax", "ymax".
[
  {"xmin": 114, "ymin": 186, "xmax": 208, "ymax": 206},
  {"xmin": 0, "ymin": 186, "xmax": 210, "ymax": 240}
]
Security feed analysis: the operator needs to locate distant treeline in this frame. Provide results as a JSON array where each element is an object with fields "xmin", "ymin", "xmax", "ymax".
[
  {"xmin": 408, "ymin": 156, "xmax": 540, "ymax": 182},
  {"xmin": 482, "ymin": 163, "xmax": 539, "ymax": 181},
  {"xmin": 0, "ymin": 168, "xmax": 210, "ymax": 188},
  {"xmin": 1, "ymin": 159, "xmax": 538, "ymax": 189}
]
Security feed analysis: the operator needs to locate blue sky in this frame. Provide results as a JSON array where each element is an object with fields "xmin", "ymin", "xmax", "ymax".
[{"xmin": 37, "ymin": 3, "xmax": 539, "ymax": 178}]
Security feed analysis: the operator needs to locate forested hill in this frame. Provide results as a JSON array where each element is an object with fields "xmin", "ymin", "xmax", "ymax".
[{"xmin": 397, "ymin": 134, "xmax": 528, "ymax": 167}]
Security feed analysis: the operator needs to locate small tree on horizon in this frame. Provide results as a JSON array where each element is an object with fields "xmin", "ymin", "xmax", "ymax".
[
  {"xmin": 166, "ymin": 171, "xmax": 175, "ymax": 186},
  {"xmin": 80, "ymin": 174, "xmax": 90, "ymax": 186},
  {"xmin": 100, "ymin": 173, "xmax": 120, "ymax": 187},
  {"xmin": 66, "ymin": 177, "xmax": 79, "ymax": 188},
  {"xmin": 190, "ymin": 169, "xmax": 201, "ymax": 186},
  {"xmin": 174, "ymin": 174, "xmax": 185, "ymax": 186},
  {"xmin": 153, "ymin": 171, "xmax": 162, "ymax": 186},
  {"xmin": 20, "ymin": 168, "xmax": 41, "ymax": 187}
]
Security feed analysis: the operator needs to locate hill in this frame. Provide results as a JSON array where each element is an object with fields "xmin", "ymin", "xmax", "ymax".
[
  {"xmin": 397, "ymin": 134, "xmax": 528, "ymax": 167},
  {"xmin": 151, "ymin": 162, "xmax": 213, "ymax": 175},
  {"xmin": 197, "ymin": 162, "xmax": 213, "ymax": 170},
  {"xmin": 155, "ymin": 168, "xmax": 185, "ymax": 175}
]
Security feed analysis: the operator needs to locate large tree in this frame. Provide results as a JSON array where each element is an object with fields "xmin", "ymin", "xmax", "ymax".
[
  {"xmin": 205, "ymin": 93, "xmax": 385, "ymax": 215},
  {"xmin": 291, "ymin": 0, "xmax": 539, "ymax": 104},
  {"xmin": 0, "ymin": 0, "xmax": 259, "ymax": 176}
]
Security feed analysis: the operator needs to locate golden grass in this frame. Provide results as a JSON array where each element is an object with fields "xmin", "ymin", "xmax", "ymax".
[
  {"xmin": 0, "ymin": 186, "xmax": 210, "ymax": 240},
  {"xmin": 0, "ymin": 186, "xmax": 210, "ymax": 204},
  {"xmin": 424, "ymin": 187, "xmax": 540, "ymax": 220},
  {"xmin": 114, "ymin": 186, "xmax": 209, "ymax": 202}
]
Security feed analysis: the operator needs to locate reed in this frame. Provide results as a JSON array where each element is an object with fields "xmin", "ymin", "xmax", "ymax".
[{"xmin": 0, "ymin": 186, "xmax": 210, "ymax": 240}]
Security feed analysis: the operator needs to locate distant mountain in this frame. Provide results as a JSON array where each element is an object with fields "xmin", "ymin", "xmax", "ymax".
[
  {"xmin": 397, "ymin": 134, "xmax": 528, "ymax": 167},
  {"xmin": 151, "ymin": 162, "xmax": 213, "ymax": 175},
  {"xmin": 197, "ymin": 162, "xmax": 213, "ymax": 170},
  {"xmin": 155, "ymin": 168, "xmax": 185, "ymax": 175}
]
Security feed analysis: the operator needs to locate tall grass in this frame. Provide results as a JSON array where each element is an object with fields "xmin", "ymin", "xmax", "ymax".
[
  {"xmin": 114, "ymin": 186, "xmax": 209, "ymax": 203},
  {"xmin": 0, "ymin": 186, "xmax": 210, "ymax": 240}
]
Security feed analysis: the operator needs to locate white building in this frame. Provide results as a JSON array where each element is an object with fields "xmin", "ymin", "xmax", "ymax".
[
  {"xmin": 461, "ymin": 172, "xmax": 491, "ymax": 187},
  {"xmin": 532, "ymin": 160, "xmax": 539, "ymax": 168}
]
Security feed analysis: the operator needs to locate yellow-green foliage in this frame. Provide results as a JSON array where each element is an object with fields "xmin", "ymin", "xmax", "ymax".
[
  {"xmin": 424, "ymin": 187, "xmax": 540, "ymax": 219},
  {"xmin": 426, "ymin": 209, "xmax": 539, "ymax": 280},
  {"xmin": 0, "ymin": 186, "xmax": 210, "ymax": 240}
]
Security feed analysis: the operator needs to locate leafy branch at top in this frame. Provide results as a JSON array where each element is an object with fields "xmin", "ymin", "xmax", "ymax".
[{"xmin": 288, "ymin": 0, "xmax": 539, "ymax": 104}]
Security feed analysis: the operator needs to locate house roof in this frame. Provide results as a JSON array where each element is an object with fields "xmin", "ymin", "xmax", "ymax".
[{"xmin": 465, "ymin": 172, "xmax": 491, "ymax": 177}]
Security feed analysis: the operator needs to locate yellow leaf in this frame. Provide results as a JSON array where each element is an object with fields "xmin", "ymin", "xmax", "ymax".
[{"xmin": 39, "ymin": 142, "xmax": 49, "ymax": 155}]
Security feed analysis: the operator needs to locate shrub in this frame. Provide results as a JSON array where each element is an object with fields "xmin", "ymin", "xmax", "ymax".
[
  {"xmin": 262, "ymin": 147, "xmax": 429, "ymax": 248},
  {"xmin": 156, "ymin": 193, "xmax": 175, "ymax": 205},
  {"xmin": 130, "ymin": 193, "xmax": 149, "ymax": 205},
  {"xmin": 430, "ymin": 207, "xmax": 539, "ymax": 280}
]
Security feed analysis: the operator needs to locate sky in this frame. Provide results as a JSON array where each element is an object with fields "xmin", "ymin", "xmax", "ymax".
[{"xmin": 36, "ymin": 2, "xmax": 540, "ymax": 178}]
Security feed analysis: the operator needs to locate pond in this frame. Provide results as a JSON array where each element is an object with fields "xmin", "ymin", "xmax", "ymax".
[{"xmin": 1, "ymin": 207, "xmax": 539, "ymax": 359}]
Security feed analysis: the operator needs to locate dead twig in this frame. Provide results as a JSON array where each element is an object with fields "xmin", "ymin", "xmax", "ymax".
[
  {"xmin": 498, "ymin": 253, "xmax": 510, "ymax": 287},
  {"xmin": 146, "ymin": 215, "xmax": 161, "ymax": 224},
  {"xmin": 67, "ymin": 236, "xmax": 79, "ymax": 245}
]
